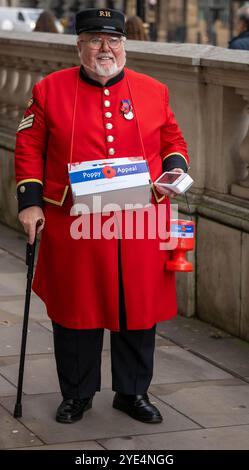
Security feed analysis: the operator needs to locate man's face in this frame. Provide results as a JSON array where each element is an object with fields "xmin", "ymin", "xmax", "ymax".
[
  {"xmin": 77, "ymin": 32, "xmax": 126, "ymax": 78},
  {"xmin": 236, "ymin": 18, "xmax": 247, "ymax": 34}
]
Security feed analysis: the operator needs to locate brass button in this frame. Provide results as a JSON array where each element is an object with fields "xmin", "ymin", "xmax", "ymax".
[
  {"xmin": 109, "ymin": 148, "xmax": 115, "ymax": 155},
  {"xmin": 104, "ymin": 100, "xmax": 110, "ymax": 107},
  {"xmin": 19, "ymin": 185, "xmax": 26, "ymax": 193},
  {"xmin": 107, "ymin": 135, "xmax": 114, "ymax": 142}
]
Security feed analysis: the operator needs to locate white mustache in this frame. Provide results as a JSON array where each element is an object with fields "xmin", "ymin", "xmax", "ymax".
[{"xmin": 97, "ymin": 55, "xmax": 114, "ymax": 59}]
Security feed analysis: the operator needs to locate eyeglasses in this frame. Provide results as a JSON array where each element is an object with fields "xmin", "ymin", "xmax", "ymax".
[{"xmin": 79, "ymin": 36, "xmax": 126, "ymax": 50}]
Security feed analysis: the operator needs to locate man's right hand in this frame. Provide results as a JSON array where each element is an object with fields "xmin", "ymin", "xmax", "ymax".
[{"xmin": 18, "ymin": 206, "xmax": 45, "ymax": 245}]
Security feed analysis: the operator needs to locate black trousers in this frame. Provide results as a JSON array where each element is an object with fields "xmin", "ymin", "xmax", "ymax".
[{"xmin": 52, "ymin": 244, "xmax": 156, "ymax": 400}]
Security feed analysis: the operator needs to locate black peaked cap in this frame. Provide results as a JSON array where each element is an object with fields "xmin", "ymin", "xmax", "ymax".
[{"xmin": 75, "ymin": 8, "xmax": 125, "ymax": 36}]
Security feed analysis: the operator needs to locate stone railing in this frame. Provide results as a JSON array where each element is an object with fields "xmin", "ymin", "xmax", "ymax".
[{"xmin": 0, "ymin": 31, "xmax": 249, "ymax": 340}]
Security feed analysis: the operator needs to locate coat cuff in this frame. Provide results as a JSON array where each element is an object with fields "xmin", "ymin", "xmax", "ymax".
[
  {"xmin": 16, "ymin": 180, "xmax": 43, "ymax": 212},
  {"xmin": 163, "ymin": 153, "xmax": 188, "ymax": 173}
]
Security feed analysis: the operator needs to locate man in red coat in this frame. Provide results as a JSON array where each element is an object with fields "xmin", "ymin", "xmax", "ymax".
[{"xmin": 15, "ymin": 8, "xmax": 189, "ymax": 424}]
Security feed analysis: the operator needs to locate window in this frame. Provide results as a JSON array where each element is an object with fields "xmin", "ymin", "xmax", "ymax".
[{"xmin": 17, "ymin": 12, "xmax": 25, "ymax": 22}]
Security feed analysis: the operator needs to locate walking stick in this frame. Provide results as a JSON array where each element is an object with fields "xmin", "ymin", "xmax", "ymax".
[{"xmin": 14, "ymin": 221, "xmax": 41, "ymax": 418}]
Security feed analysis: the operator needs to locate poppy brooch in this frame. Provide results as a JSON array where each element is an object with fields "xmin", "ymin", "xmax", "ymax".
[{"xmin": 120, "ymin": 99, "xmax": 134, "ymax": 120}]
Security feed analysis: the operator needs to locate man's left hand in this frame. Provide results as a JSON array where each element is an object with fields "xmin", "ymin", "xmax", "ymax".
[{"xmin": 154, "ymin": 168, "xmax": 184, "ymax": 198}]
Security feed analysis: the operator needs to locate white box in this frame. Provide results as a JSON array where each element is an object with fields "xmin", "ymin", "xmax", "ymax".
[
  {"xmin": 68, "ymin": 157, "xmax": 151, "ymax": 214},
  {"xmin": 154, "ymin": 171, "xmax": 193, "ymax": 194}
]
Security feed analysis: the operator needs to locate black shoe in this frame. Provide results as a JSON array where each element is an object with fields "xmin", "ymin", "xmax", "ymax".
[
  {"xmin": 113, "ymin": 393, "xmax": 163, "ymax": 423},
  {"xmin": 56, "ymin": 397, "xmax": 92, "ymax": 424}
]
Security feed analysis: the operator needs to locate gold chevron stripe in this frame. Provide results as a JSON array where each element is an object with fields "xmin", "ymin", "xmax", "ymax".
[
  {"xmin": 17, "ymin": 114, "xmax": 35, "ymax": 130},
  {"xmin": 17, "ymin": 121, "xmax": 34, "ymax": 132},
  {"xmin": 18, "ymin": 120, "xmax": 34, "ymax": 129},
  {"xmin": 18, "ymin": 113, "xmax": 35, "ymax": 124}
]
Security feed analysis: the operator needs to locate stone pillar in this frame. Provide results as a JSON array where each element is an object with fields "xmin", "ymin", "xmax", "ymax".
[
  {"xmin": 203, "ymin": 74, "xmax": 248, "ymax": 196},
  {"xmin": 125, "ymin": 0, "xmax": 136, "ymax": 17},
  {"xmin": 231, "ymin": 89, "xmax": 249, "ymax": 200}
]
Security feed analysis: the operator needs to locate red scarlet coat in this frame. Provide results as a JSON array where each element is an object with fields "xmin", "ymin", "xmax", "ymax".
[{"xmin": 15, "ymin": 66, "xmax": 189, "ymax": 330}]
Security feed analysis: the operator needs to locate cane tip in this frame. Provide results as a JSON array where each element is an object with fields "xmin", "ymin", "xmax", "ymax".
[{"xmin": 14, "ymin": 403, "xmax": 22, "ymax": 418}]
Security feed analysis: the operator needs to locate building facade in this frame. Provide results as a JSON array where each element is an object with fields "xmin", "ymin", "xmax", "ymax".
[{"xmin": 0, "ymin": 1, "xmax": 247, "ymax": 49}]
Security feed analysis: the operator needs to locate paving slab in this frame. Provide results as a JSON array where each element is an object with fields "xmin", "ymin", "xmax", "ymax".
[
  {"xmin": 0, "ymin": 345, "xmax": 189, "ymax": 396},
  {"xmin": 0, "ymin": 355, "xmax": 59, "ymax": 395},
  {"xmin": 0, "ymin": 321, "xmax": 53, "ymax": 356},
  {"xmin": 158, "ymin": 316, "xmax": 249, "ymax": 377},
  {"xmin": 102, "ymin": 351, "xmax": 112, "ymax": 388},
  {"xmin": 151, "ymin": 346, "xmax": 232, "ymax": 384},
  {"xmin": 0, "ymin": 391, "xmax": 200, "ymax": 444},
  {"xmin": 0, "ymin": 350, "xmax": 112, "ymax": 395},
  {"xmin": 155, "ymin": 383, "xmax": 249, "ymax": 427},
  {"xmin": 155, "ymin": 335, "xmax": 174, "ymax": 347},
  {"xmin": 0, "ymin": 295, "xmax": 47, "ymax": 322},
  {"xmin": 0, "ymin": 222, "xmax": 32, "ymax": 261},
  {"xmin": 149, "ymin": 378, "xmax": 245, "ymax": 396},
  {"xmin": 99, "ymin": 425, "xmax": 249, "ymax": 450},
  {"xmin": 0, "ymin": 283, "xmax": 23, "ymax": 298},
  {"xmin": 0, "ymin": 308, "xmax": 24, "ymax": 326},
  {"xmin": 0, "ymin": 232, "xmax": 42, "ymax": 317},
  {"xmin": 0, "ymin": 404, "xmax": 42, "ymax": 449},
  {"xmin": 1, "ymin": 343, "xmax": 217, "ymax": 396},
  {"xmin": 0, "ymin": 273, "xmax": 26, "ymax": 297},
  {"xmin": 0, "ymin": 374, "xmax": 17, "ymax": 397},
  {"xmin": 18, "ymin": 441, "xmax": 105, "ymax": 450},
  {"xmin": 0, "ymin": 251, "xmax": 26, "ymax": 275},
  {"xmin": 38, "ymin": 321, "xmax": 53, "ymax": 333}
]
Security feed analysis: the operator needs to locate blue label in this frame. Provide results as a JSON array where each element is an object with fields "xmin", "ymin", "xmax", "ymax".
[
  {"xmin": 171, "ymin": 224, "xmax": 194, "ymax": 233},
  {"xmin": 69, "ymin": 162, "xmax": 148, "ymax": 184}
]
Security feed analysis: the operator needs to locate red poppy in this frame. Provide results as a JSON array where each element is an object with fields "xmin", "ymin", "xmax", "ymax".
[
  {"xmin": 102, "ymin": 166, "xmax": 116, "ymax": 179},
  {"xmin": 120, "ymin": 99, "xmax": 132, "ymax": 115}
]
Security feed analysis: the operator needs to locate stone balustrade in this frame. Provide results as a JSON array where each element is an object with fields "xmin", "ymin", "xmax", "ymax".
[{"xmin": 0, "ymin": 31, "xmax": 249, "ymax": 340}]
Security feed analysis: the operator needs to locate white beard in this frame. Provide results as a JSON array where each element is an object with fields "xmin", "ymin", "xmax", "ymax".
[
  {"xmin": 82, "ymin": 55, "xmax": 126, "ymax": 79},
  {"xmin": 95, "ymin": 61, "xmax": 119, "ymax": 77}
]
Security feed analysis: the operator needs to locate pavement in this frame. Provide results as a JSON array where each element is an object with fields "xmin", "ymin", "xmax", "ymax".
[{"xmin": 0, "ymin": 221, "xmax": 249, "ymax": 450}]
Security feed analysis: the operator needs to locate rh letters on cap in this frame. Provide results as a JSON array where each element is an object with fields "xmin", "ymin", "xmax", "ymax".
[{"xmin": 99, "ymin": 10, "xmax": 111, "ymax": 17}]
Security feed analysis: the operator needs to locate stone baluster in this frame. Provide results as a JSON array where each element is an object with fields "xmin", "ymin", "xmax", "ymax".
[
  {"xmin": 0, "ymin": 65, "xmax": 7, "ymax": 114},
  {"xmin": 0, "ymin": 66, "xmax": 7, "ymax": 90},
  {"xmin": 6, "ymin": 67, "xmax": 32, "ymax": 124},
  {"xmin": 231, "ymin": 89, "xmax": 249, "ymax": 199},
  {"xmin": 15, "ymin": 59, "xmax": 44, "ymax": 118},
  {"xmin": 0, "ymin": 57, "xmax": 43, "ymax": 130},
  {"xmin": 0, "ymin": 64, "xmax": 19, "ymax": 127}
]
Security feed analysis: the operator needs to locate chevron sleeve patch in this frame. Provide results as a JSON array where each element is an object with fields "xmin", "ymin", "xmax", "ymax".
[{"xmin": 17, "ymin": 114, "xmax": 35, "ymax": 133}]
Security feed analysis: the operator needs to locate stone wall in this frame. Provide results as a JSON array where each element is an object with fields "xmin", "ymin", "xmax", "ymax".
[{"xmin": 0, "ymin": 31, "xmax": 249, "ymax": 340}]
